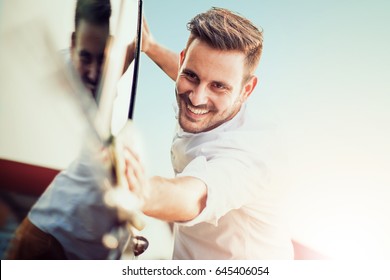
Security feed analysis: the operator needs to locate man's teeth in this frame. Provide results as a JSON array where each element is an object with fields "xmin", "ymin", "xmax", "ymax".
[{"xmin": 187, "ymin": 104, "xmax": 209, "ymax": 115}]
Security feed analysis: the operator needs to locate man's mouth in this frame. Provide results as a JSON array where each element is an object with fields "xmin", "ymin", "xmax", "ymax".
[
  {"xmin": 86, "ymin": 83, "xmax": 96, "ymax": 92},
  {"xmin": 186, "ymin": 104, "xmax": 209, "ymax": 115}
]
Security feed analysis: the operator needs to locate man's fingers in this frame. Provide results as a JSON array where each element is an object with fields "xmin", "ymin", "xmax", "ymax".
[
  {"xmin": 124, "ymin": 147, "xmax": 144, "ymax": 179},
  {"xmin": 123, "ymin": 147, "xmax": 145, "ymax": 196}
]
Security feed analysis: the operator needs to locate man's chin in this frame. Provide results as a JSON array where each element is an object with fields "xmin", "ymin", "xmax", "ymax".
[
  {"xmin": 91, "ymin": 90, "xmax": 97, "ymax": 100},
  {"xmin": 180, "ymin": 114, "xmax": 228, "ymax": 134},
  {"xmin": 85, "ymin": 85, "xmax": 97, "ymax": 100},
  {"xmin": 179, "ymin": 118, "xmax": 207, "ymax": 134}
]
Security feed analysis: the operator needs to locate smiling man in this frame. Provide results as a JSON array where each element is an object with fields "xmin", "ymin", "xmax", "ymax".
[{"xmin": 124, "ymin": 7, "xmax": 294, "ymax": 259}]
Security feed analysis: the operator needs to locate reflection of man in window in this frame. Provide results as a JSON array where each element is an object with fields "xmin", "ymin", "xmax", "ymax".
[
  {"xmin": 68, "ymin": 0, "xmax": 111, "ymax": 100},
  {"xmin": 5, "ymin": 0, "xmax": 127, "ymax": 260}
]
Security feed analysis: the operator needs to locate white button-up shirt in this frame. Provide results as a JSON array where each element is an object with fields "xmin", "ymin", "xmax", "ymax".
[
  {"xmin": 29, "ymin": 144, "xmax": 130, "ymax": 259},
  {"xmin": 171, "ymin": 104, "xmax": 293, "ymax": 259}
]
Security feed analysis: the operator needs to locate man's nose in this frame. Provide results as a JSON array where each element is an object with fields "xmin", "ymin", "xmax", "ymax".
[
  {"xmin": 189, "ymin": 84, "xmax": 208, "ymax": 106},
  {"xmin": 87, "ymin": 60, "xmax": 100, "ymax": 82}
]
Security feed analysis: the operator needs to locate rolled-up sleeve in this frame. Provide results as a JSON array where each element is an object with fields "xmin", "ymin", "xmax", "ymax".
[{"xmin": 176, "ymin": 153, "xmax": 264, "ymax": 227}]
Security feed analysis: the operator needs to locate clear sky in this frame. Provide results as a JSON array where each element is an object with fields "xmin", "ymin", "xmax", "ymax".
[{"xmin": 134, "ymin": 0, "xmax": 390, "ymax": 258}]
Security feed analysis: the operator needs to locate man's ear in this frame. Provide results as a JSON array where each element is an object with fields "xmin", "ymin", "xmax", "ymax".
[
  {"xmin": 241, "ymin": 75, "xmax": 258, "ymax": 101},
  {"xmin": 71, "ymin": 32, "xmax": 76, "ymax": 49},
  {"xmin": 179, "ymin": 49, "xmax": 186, "ymax": 67}
]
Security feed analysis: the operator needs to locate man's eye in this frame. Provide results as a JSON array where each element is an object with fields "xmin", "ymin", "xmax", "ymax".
[
  {"xmin": 79, "ymin": 55, "xmax": 91, "ymax": 64},
  {"xmin": 213, "ymin": 83, "xmax": 225, "ymax": 90},
  {"xmin": 184, "ymin": 71, "xmax": 198, "ymax": 81}
]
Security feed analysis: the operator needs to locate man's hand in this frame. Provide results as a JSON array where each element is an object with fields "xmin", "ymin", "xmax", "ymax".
[
  {"xmin": 140, "ymin": 17, "xmax": 156, "ymax": 54},
  {"xmin": 123, "ymin": 146, "xmax": 148, "ymax": 202},
  {"xmin": 103, "ymin": 121, "xmax": 148, "ymax": 230},
  {"xmin": 123, "ymin": 17, "xmax": 155, "ymax": 73},
  {"xmin": 124, "ymin": 16, "xmax": 179, "ymax": 80}
]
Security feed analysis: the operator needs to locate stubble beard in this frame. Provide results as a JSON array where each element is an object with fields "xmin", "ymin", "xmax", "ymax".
[{"xmin": 176, "ymin": 92, "xmax": 243, "ymax": 134}]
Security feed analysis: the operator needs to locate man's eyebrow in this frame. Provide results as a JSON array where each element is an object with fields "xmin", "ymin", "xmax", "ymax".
[
  {"xmin": 211, "ymin": 77, "xmax": 232, "ymax": 89},
  {"xmin": 182, "ymin": 68, "xmax": 197, "ymax": 75},
  {"xmin": 79, "ymin": 50, "xmax": 105, "ymax": 61}
]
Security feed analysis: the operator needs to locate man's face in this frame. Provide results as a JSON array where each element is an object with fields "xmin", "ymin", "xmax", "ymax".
[
  {"xmin": 176, "ymin": 39, "xmax": 257, "ymax": 133},
  {"xmin": 71, "ymin": 20, "xmax": 109, "ymax": 99}
]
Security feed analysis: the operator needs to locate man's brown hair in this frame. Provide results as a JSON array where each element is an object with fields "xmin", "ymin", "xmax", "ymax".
[
  {"xmin": 186, "ymin": 7, "xmax": 263, "ymax": 78},
  {"xmin": 75, "ymin": 0, "xmax": 111, "ymax": 31}
]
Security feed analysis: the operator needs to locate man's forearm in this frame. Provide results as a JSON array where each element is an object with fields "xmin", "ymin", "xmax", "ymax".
[
  {"xmin": 142, "ymin": 175, "xmax": 207, "ymax": 222},
  {"xmin": 145, "ymin": 42, "xmax": 179, "ymax": 81},
  {"xmin": 123, "ymin": 42, "xmax": 136, "ymax": 74}
]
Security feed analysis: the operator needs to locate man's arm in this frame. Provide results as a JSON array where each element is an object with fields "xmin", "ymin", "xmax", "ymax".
[
  {"xmin": 123, "ymin": 42, "xmax": 136, "ymax": 74},
  {"xmin": 144, "ymin": 43, "xmax": 179, "ymax": 81},
  {"xmin": 122, "ymin": 146, "xmax": 207, "ymax": 222},
  {"xmin": 123, "ymin": 18, "xmax": 179, "ymax": 81},
  {"xmin": 142, "ymin": 18, "xmax": 179, "ymax": 81},
  {"xmin": 143, "ymin": 176, "xmax": 207, "ymax": 222}
]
